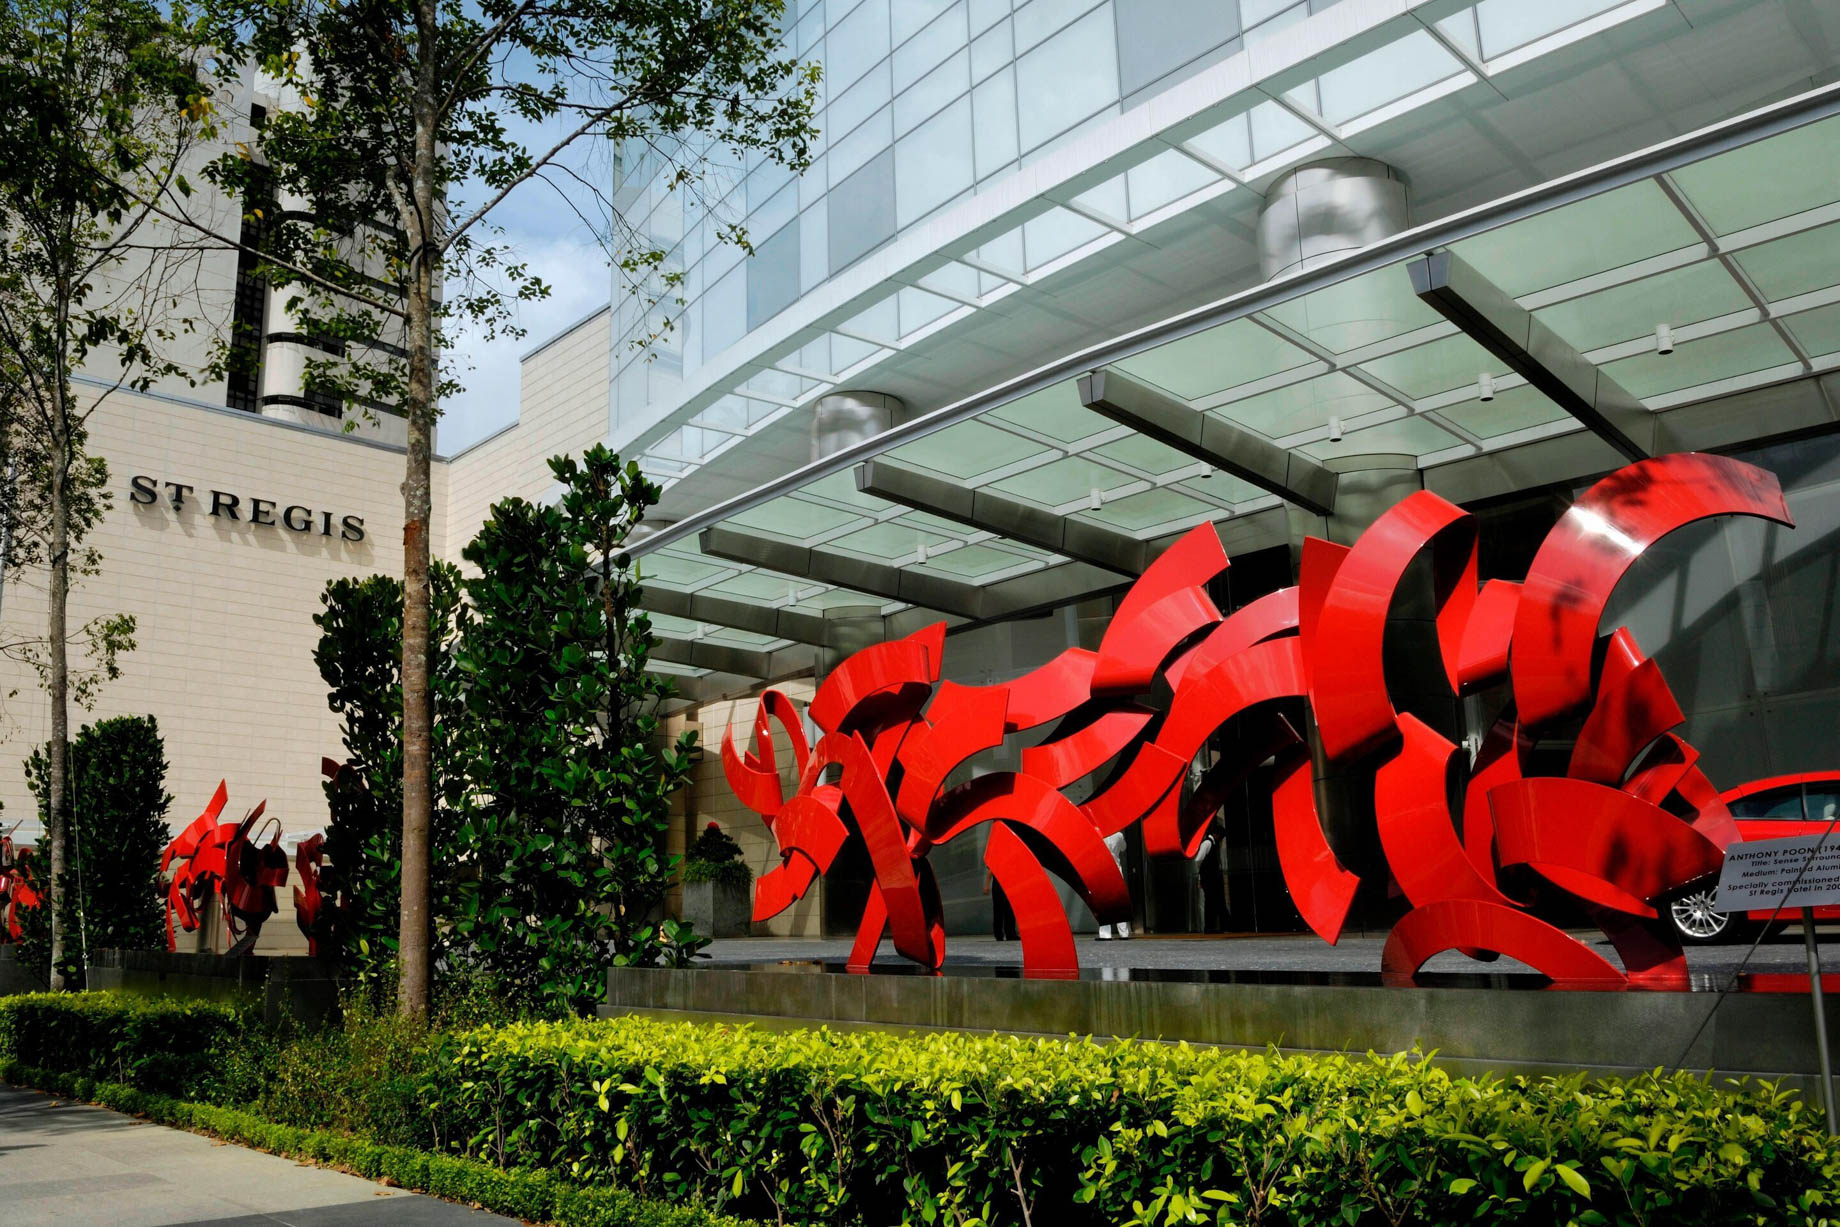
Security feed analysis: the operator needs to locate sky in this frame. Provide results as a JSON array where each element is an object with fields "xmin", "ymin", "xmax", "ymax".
[
  {"xmin": 434, "ymin": 83, "xmax": 621, "ymax": 457},
  {"xmin": 437, "ymin": 226, "xmax": 610, "ymax": 456}
]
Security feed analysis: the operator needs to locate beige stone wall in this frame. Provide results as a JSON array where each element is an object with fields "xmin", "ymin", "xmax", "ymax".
[
  {"xmin": 0, "ymin": 306, "xmax": 675, "ymax": 955},
  {"xmin": 443, "ymin": 307, "xmax": 612, "ymax": 563},
  {"xmin": 0, "ymin": 388, "xmax": 428, "ymax": 953}
]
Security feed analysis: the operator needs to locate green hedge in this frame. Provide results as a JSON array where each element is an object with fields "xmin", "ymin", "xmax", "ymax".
[
  {"xmin": 0, "ymin": 1060, "xmax": 751, "ymax": 1227},
  {"xmin": 6, "ymin": 993, "xmax": 1839, "ymax": 1225},
  {"xmin": 434, "ymin": 1017, "xmax": 1840, "ymax": 1226},
  {"xmin": 0, "ymin": 992, "xmax": 255, "ymax": 1099}
]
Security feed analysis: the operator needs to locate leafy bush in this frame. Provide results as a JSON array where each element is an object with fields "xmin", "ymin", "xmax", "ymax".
[
  {"xmin": 0, "ymin": 991, "xmax": 252, "ymax": 1099},
  {"xmin": 313, "ymin": 565, "xmax": 465, "ymax": 975},
  {"xmin": 449, "ymin": 445, "xmax": 699, "ymax": 1013},
  {"xmin": 8, "ymin": 994, "xmax": 1837, "ymax": 1226},
  {"xmin": 687, "ymin": 823, "xmax": 743, "ymax": 865},
  {"xmin": 21, "ymin": 714, "xmax": 172, "ymax": 985},
  {"xmin": 0, "ymin": 1062, "xmax": 756, "ymax": 1227},
  {"xmin": 432, "ymin": 1017, "xmax": 1840, "ymax": 1226},
  {"xmin": 684, "ymin": 824, "xmax": 750, "ymax": 890},
  {"xmin": 681, "ymin": 859, "xmax": 750, "ymax": 890}
]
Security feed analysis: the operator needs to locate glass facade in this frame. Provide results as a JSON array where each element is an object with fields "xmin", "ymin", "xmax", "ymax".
[{"xmin": 607, "ymin": 0, "xmax": 1665, "ymax": 478}]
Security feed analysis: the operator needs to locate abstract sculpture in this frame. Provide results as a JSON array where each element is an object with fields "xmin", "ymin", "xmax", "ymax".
[
  {"xmin": 0, "ymin": 826, "xmax": 40, "ymax": 943},
  {"xmin": 161, "ymin": 781, "xmax": 289, "ymax": 955},
  {"xmin": 722, "ymin": 453, "xmax": 1793, "ymax": 987}
]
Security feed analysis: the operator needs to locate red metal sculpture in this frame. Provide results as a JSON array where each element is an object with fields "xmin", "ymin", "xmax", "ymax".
[
  {"xmin": 161, "ymin": 781, "xmax": 288, "ymax": 955},
  {"xmin": 0, "ymin": 826, "xmax": 40, "ymax": 943},
  {"xmin": 722, "ymin": 452, "xmax": 1793, "ymax": 986}
]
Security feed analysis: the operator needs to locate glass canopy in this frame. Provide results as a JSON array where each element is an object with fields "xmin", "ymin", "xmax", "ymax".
[{"xmin": 640, "ymin": 104, "xmax": 1840, "ymax": 687}]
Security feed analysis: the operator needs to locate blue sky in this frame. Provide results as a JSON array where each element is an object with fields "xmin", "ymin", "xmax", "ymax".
[{"xmin": 437, "ymin": 180, "xmax": 611, "ymax": 455}]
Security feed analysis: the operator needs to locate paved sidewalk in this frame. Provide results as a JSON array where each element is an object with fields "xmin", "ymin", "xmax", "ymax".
[{"xmin": 0, "ymin": 1084, "xmax": 519, "ymax": 1226}]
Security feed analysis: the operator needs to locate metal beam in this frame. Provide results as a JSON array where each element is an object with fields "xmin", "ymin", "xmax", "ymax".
[
  {"xmin": 855, "ymin": 458, "xmax": 1152, "ymax": 575},
  {"xmin": 1077, "ymin": 368, "xmax": 1338, "ymax": 515},
  {"xmin": 652, "ymin": 634, "xmax": 817, "ymax": 680},
  {"xmin": 1409, "ymin": 250, "xmax": 1658, "ymax": 462},
  {"xmin": 699, "ymin": 525, "xmax": 988, "ymax": 620},
  {"xmin": 642, "ymin": 584, "xmax": 931, "ymax": 651}
]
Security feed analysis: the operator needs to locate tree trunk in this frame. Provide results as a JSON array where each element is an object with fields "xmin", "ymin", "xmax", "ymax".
[
  {"xmin": 46, "ymin": 398, "xmax": 71, "ymax": 991},
  {"xmin": 396, "ymin": 2, "xmax": 441, "ymax": 1021}
]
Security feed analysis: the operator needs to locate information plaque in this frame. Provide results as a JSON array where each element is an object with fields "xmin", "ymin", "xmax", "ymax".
[{"xmin": 1714, "ymin": 834, "xmax": 1840, "ymax": 912}]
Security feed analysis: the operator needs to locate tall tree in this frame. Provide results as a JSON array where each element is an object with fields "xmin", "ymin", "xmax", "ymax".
[
  {"xmin": 0, "ymin": 0, "xmax": 210, "ymax": 988},
  {"xmin": 455, "ymin": 446, "xmax": 699, "ymax": 1014},
  {"xmin": 186, "ymin": 0, "xmax": 817, "ymax": 1017},
  {"xmin": 24, "ymin": 714, "xmax": 173, "ymax": 985}
]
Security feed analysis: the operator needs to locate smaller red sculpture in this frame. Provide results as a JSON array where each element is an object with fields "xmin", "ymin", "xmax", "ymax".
[
  {"xmin": 161, "ymin": 781, "xmax": 288, "ymax": 955},
  {"xmin": 0, "ymin": 825, "xmax": 41, "ymax": 943}
]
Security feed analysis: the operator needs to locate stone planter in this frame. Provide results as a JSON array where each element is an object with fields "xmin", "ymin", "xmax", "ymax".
[{"xmin": 683, "ymin": 878, "xmax": 751, "ymax": 938}]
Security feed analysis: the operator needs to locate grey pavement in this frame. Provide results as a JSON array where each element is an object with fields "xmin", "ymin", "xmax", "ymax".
[
  {"xmin": 702, "ymin": 928, "xmax": 1840, "ymax": 985},
  {"xmin": 0, "ymin": 1084, "xmax": 519, "ymax": 1227}
]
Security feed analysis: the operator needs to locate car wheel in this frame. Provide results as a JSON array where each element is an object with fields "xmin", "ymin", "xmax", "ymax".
[{"xmin": 1669, "ymin": 889, "xmax": 1735, "ymax": 944}]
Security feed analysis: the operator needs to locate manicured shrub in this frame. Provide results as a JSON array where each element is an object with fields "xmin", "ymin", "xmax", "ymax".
[
  {"xmin": 432, "ymin": 1017, "xmax": 1840, "ymax": 1226},
  {"xmin": 0, "ymin": 991, "xmax": 250, "ymax": 1099},
  {"xmin": 7, "ymin": 993, "xmax": 1837, "ymax": 1225},
  {"xmin": 0, "ymin": 1061, "xmax": 753, "ymax": 1227},
  {"xmin": 21, "ymin": 714, "xmax": 172, "ymax": 986}
]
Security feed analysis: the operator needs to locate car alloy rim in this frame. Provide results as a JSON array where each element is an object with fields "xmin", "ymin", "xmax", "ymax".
[{"xmin": 1671, "ymin": 890, "xmax": 1728, "ymax": 939}]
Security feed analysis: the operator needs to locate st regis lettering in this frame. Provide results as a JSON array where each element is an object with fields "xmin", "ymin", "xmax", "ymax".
[{"xmin": 129, "ymin": 475, "xmax": 365, "ymax": 542}]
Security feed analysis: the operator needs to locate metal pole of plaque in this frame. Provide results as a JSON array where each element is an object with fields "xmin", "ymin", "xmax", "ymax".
[
  {"xmin": 1716, "ymin": 834, "xmax": 1840, "ymax": 1134},
  {"xmin": 1803, "ymin": 906, "xmax": 1837, "ymax": 1134}
]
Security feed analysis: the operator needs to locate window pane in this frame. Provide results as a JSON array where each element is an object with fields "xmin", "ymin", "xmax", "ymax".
[
  {"xmin": 896, "ymin": 97, "xmax": 975, "ymax": 226},
  {"xmin": 973, "ymin": 67, "xmax": 1019, "ymax": 179},
  {"xmin": 828, "ymin": 149, "xmax": 897, "ymax": 269},
  {"xmin": 1729, "ymin": 788, "xmax": 1805, "ymax": 820},
  {"xmin": 1015, "ymin": 6, "xmax": 1119, "ymax": 152},
  {"xmin": 746, "ymin": 223, "xmax": 800, "ymax": 329},
  {"xmin": 828, "ymin": 0, "xmax": 892, "ymax": 91},
  {"xmin": 1116, "ymin": 0, "xmax": 1238, "ymax": 97},
  {"xmin": 895, "ymin": 48, "xmax": 969, "ymax": 135}
]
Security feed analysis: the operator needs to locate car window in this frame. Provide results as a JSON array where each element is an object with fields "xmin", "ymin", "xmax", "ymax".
[
  {"xmin": 1805, "ymin": 788, "xmax": 1840, "ymax": 827},
  {"xmin": 1728, "ymin": 787, "xmax": 1805, "ymax": 820}
]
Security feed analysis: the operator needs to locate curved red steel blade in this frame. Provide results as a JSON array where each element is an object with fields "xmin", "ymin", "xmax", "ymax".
[
  {"xmin": 895, "ymin": 682, "xmax": 1011, "ymax": 826},
  {"xmin": 1512, "ymin": 454, "xmax": 1792, "ymax": 730},
  {"xmin": 986, "ymin": 822, "xmax": 1080, "ymax": 979},
  {"xmin": 1092, "ymin": 524, "xmax": 1226, "ymax": 694},
  {"xmin": 1489, "ymin": 777, "xmax": 1725, "ymax": 917},
  {"xmin": 1382, "ymin": 899, "xmax": 1627, "ymax": 987},
  {"xmin": 847, "ymin": 883, "xmax": 888, "ymax": 973},
  {"xmin": 1159, "ymin": 637, "xmax": 1309, "ymax": 764},
  {"xmin": 809, "ymin": 623, "xmax": 945, "ymax": 733},
  {"xmin": 720, "ymin": 688, "xmax": 811, "ymax": 824},
  {"xmin": 1080, "ymin": 740, "xmax": 1188, "ymax": 837},
  {"xmin": 1459, "ymin": 711, "xmax": 1528, "ymax": 893},
  {"xmin": 751, "ymin": 791, "xmax": 850, "ymax": 921},
  {"xmin": 1621, "ymin": 733, "xmax": 1700, "ymax": 807},
  {"xmin": 815, "ymin": 732, "xmax": 937, "ymax": 967},
  {"xmin": 1002, "ymin": 647, "xmax": 1100, "ymax": 731},
  {"xmin": 1164, "ymin": 586, "xmax": 1300, "ymax": 691},
  {"xmin": 1311, "ymin": 491, "xmax": 1475, "ymax": 764},
  {"xmin": 1095, "ymin": 586, "xmax": 1221, "ymax": 696},
  {"xmin": 1272, "ymin": 746, "xmax": 1359, "ymax": 945},
  {"xmin": 1455, "ymin": 579, "xmax": 1521, "ymax": 692},
  {"xmin": 1567, "ymin": 656, "xmax": 1685, "ymax": 786},
  {"xmin": 1674, "ymin": 763, "xmax": 1741, "ymax": 849},
  {"xmin": 930, "ymin": 773, "xmax": 1130, "ymax": 922},
  {"xmin": 1595, "ymin": 909, "xmax": 1690, "ymax": 991},
  {"xmin": 1375, "ymin": 715, "xmax": 1516, "ymax": 910},
  {"xmin": 1020, "ymin": 703, "xmax": 1155, "ymax": 790}
]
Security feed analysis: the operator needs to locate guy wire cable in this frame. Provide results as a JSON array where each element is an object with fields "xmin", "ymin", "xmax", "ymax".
[{"xmin": 1668, "ymin": 812, "xmax": 1840, "ymax": 1076}]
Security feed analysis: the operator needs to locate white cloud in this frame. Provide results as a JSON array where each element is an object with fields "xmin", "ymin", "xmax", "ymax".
[{"xmin": 437, "ymin": 234, "xmax": 611, "ymax": 455}]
